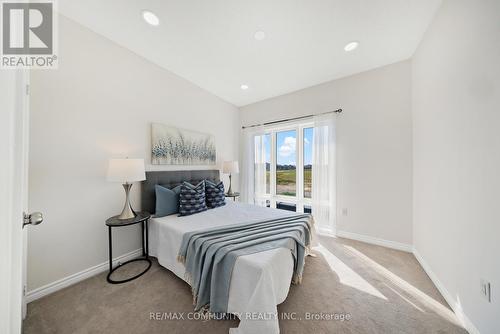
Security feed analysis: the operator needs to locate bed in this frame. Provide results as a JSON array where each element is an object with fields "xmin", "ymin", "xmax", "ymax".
[{"xmin": 142, "ymin": 170, "xmax": 316, "ymax": 334}]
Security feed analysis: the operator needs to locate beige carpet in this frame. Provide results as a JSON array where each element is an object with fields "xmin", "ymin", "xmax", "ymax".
[{"xmin": 23, "ymin": 235, "xmax": 468, "ymax": 334}]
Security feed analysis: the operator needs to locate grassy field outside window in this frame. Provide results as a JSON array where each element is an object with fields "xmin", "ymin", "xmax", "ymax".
[{"xmin": 273, "ymin": 169, "xmax": 311, "ymax": 197}]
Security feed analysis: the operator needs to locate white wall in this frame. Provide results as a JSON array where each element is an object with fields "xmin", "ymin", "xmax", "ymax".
[
  {"xmin": 240, "ymin": 61, "xmax": 413, "ymax": 246},
  {"xmin": 412, "ymin": 1, "xmax": 500, "ymax": 333},
  {"xmin": 28, "ymin": 16, "xmax": 240, "ymax": 291}
]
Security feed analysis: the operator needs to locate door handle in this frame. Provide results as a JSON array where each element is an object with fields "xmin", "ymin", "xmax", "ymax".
[{"xmin": 23, "ymin": 212, "xmax": 43, "ymax": 228}]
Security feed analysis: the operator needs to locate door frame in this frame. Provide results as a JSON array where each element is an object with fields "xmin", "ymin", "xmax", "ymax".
[{"xmin": 0, "ymin": 69, "xmax": 30, "ymax": 333}]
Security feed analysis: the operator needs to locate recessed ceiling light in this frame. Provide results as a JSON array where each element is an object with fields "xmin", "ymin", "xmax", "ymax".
[
  {"xmin": 344, "ymin": 41, "xmax": 359, "ymax": 52},
  {"xmin": 240, "ymin": 84, "xmax": 249, "ymax": 90},
  {"xmin": 254, "ymin": 31, "xmax": 266, "ymax": 41},
  {"xmin": 142, "ymin": 10, "xmax": 159, "ymax": 26}
]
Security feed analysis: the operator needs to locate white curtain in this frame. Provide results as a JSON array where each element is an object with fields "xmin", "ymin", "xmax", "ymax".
[
  {"xmin": 253, "ymin": 134, "xmax": 268, "ymax": 206},
  {"xmin": 241, "ymin": 128, "xmax": 255, "ymax": 204},
  {"xmin": 241, "ymin": 127, "xmax": 267, "ymax": 205},
  {"xmin": 312, "ymin": 113, "xmax": 336, "ymax": 233}
]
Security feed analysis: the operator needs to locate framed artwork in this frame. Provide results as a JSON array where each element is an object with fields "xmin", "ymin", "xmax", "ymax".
[{"xmin": 151, "ymin": 123, "xmax": 216, "ymax": 165}]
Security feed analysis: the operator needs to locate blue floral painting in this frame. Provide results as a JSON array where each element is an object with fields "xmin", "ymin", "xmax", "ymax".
[{"xmin": 151, "ymin": 123, "xmax": 216, "ymax": 165}]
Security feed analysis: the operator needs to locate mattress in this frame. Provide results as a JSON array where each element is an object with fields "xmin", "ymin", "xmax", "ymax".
[{"xmin": 148, "ymin": 200, "xmax": 313, "ymax": 334}]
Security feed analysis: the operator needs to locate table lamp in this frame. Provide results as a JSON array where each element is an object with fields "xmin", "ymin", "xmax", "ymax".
[
  {"xmin": 107, "ymin": 158, "xmax": 146, "ymax": 220},
  {"xmin": 223, "ymin": 161, "xmax": 239, "ymax": 196}
]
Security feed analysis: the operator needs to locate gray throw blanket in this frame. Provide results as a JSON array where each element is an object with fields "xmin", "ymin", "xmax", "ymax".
[{"xmin": 177, "ymin": 214, "xmax": 313, "ymax": 313}]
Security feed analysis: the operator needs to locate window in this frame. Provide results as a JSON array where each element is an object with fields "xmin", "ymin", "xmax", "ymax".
[
  {"xmin": 253, "ymin": 121, "xmax": 313, "ymax": 212},
  {"xmin": 276, "ymin": 202, "xmax": 297, "ymax": 212},
  {"xmin": 276, "ymin": 130, "xmax": 297, "ymax": 196}
]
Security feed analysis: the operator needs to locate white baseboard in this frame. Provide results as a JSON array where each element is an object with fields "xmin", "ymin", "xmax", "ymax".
[
  {"xmin": 413, "ymin": 248, "xmax": 480, "ymax": 334},
  {"xmin": 26, "ymin": 248, "xmax": 142, "ymax": 303},
  {"xmin": 335, "ymin": 230, "xmax": 413, "ymax": 253}
]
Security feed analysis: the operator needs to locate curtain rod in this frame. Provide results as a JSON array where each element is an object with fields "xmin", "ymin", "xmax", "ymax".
[{"xmin": 241, "ymin": 108, "xmax": 342, "ymax": 129}]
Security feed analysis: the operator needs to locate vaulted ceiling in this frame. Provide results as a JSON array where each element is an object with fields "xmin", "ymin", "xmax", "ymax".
[{"xmin": 58, "ymin": 0, "xmax": 441, "ymax": 106}]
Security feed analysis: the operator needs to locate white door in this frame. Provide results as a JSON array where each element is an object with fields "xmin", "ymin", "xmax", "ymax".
[{"xmin": 0, "ymin": 69, "xmax": 36, "ymax": 333}]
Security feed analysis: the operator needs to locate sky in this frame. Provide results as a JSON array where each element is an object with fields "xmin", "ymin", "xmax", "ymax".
[{"xmin": 270, "ymin": 128, "xmax": 312, "ymax": 166}]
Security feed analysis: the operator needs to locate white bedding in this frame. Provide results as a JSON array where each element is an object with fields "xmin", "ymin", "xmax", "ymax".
[{"xmin": 149, "ymin": 201, "xmax": 314, "ymax": 334}]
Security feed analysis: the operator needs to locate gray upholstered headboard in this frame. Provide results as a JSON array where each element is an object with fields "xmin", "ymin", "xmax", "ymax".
[{"xmin": 141, "ymin": 170, "xmax": 220, "ymax": 214}]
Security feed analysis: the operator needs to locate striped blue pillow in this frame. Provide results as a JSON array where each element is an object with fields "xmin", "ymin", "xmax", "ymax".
[
  {"xmin": 205, "ymin": 180, "xmax": 226, "ymax": 208},
  {"xmin": 179, "ymin": 181, "xmax": 207, "ymax": 216}
]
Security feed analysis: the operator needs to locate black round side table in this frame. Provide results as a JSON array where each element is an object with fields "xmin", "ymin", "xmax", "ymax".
[{"xmin": 105, "ymin": 212, "xmax": 152, "ymax": 284}]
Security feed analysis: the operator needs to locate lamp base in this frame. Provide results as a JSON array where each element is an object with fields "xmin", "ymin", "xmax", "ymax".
[
  {"xmin": 118, "ymin": 183, "xmax": 136, "ymax": 220},
  {"xmin": 227, "ymin": 173, "xmax": 233, "ymax": 196}
]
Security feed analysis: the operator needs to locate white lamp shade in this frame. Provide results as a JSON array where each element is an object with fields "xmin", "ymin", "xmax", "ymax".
[
  {"xmin": 223, "ymin": 161, "xmax": 239, "ymax": 174},
  {"xmin": 107, "ymin": 158, "xmax": 146, "ymax": 183}
]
